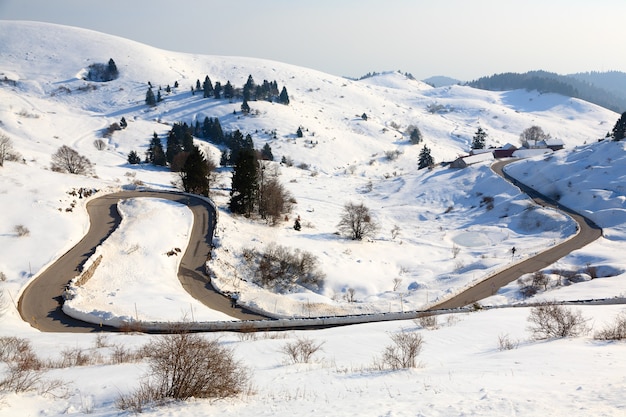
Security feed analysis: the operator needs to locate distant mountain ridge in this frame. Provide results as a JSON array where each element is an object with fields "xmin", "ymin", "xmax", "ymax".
[{"xmin": 467, "ymin": 70, "xmax": 626, "ymax": 113}]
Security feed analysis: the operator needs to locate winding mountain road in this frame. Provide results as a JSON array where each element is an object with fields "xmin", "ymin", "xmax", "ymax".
[
  {"xmin": 18, "ymin": 190, "xmax": 265, "ymax": 333},
  {"xmin": 19, "ymin": 159, "xmax": 605, "ymax": 333},
  {"xmin": 427, "ymin": 160, "xmax": 603, "ymax": 310}
]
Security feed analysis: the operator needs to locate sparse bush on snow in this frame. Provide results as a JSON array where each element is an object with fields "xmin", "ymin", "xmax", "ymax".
[
  {"xmin": 14, "ymin": 224, "xmax": 30, "ymax": 237},
  {"xmin": 117, "ymin": 330, "xmax": 249, "ymax": 411},
  {"xmin": 377, "ymin": 330, "xmax": 424, "ymax": 370},
  {"xmin": 281, "ymin": 337, "xmax": 324, "ymax": 364},
  {"xmin": 594, "ymin": 312, "xmax": 626, "ymax": 341},
  {"xmin": 497, "ymin": 333, "xmax": 519, "ymax": 351},
  {"xmin": 416, "ymin": 314, "xmax": 438, "ymax": 330},
  {"xmin": 527, "ymin": 302, "xmax": 590, "ymax": 339},
  {"xmin": 244, "ymin": 243, "xmax": 325, "ymax": 293}
]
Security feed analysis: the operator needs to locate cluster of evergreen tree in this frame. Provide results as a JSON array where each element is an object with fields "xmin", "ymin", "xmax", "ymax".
[
  {"xmin": 467, "ymin": 70, "xmax": 626, "ymax": 113},
  {"xmin": 468, "ymin": 72, "xmax": 578, "ymax": 98},
  {"xmin": 145, "ymin": 73, "xmax": 290, "ymax": 109},
  {"xmin": 84, "ymin": 58, "xmax": 119, "ymax": 82},
  {"xmin": 193, "ymin": 74, "xmax": 290, "ymax": 105},
  {"xmin": 611, "ymin": 111, "xmax": 626, "ymax": 141},
  {"xmin": 229, "ymin": 145, "xmax": 291, "ymax": 224}
]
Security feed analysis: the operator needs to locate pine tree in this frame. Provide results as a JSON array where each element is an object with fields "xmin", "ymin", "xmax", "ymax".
[
  {"xmin": 471, "ymin": 127, "xmax": 488, "ymax": 149},
  {"xmin": 223, "ymin": 81, "xmax": 234, "ymax": 99},
  {"xmin": 145, "ymin": 88, "xmax": 156, "ymax": 106},
  {"xmin": 611, "ymin": 111, "xmax": 626, "ymax": 141},
  {"xmin": 202, "ymin": 75, "xmax": 213, "ymax": 98},
  {"xmin": 127, "ymin": 150, "xmax": 141, "ymax": 164},
  {"xmin": 418, "ymin": 145, "xmax": 434, "ymax": 170},
  {"xmin": 195, "ymin": 79, "xmax": 201, "ymax": 91},
  {"xmin": 297, "ymin": 126, "xmax": 303, "ymax": 138},
  {"xmin": 261, "ymin": 143, "xmax": 274, "ymax": 161},
  {"xmin": 180, "ymin": 146, "xmax": 212, "ymax": 196},
  {"xmin": 279, "ymin": 86, "xmax": 290, "ymax": 105},
  {"xmin": 245, "ymin": 74, "xmax": 255, "ymax": 91},
  {"xmin": 157, "ymin": 90, "xmax": 163, "ymax": 102},
  {"xmin": 166, "ymin": 130, "xmax": 183, "ymax": 164},
  {"xmin": 120, "ymin": 117, "xmax": 127, "ymax": 129},
  {"xmin": 107, "ymin": 58, "xmax": 119, "ymax": 79},
  {"xmin": 241, "ymin": 99, "xmax": 250, "ymax": 114},
  {"xmin": 229, "ymin": 147, "xmax": 258, "ymax": 216},
  {"xmin": 213, "ymin": 81, "xmax": 222, "ymax": 99},
  {"xmin": 146, "ymin": 133, "xmax": 166, "ymax": 166}
]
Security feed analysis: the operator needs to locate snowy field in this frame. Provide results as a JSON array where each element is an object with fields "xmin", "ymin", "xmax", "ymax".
[{"xmin": 0, "ymin": 21, "xmax": 624, "ymax": 416}]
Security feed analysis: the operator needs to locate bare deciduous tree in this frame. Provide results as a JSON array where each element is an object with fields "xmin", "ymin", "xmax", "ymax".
[
  {"xmin": 0, "ymin": 134, "xmax": 14, "ymax": 167},
  {"xmin": 337, "ymin": 202, "xmax": 378, "ymax": 240},
  {"xmin": 519, "ymin": 125, "xmax": 550, "ymax": 148},
  {"xmin": 527, "ymin": 302, "xmax": 589, "ymax": 339},
  {"xmin": 51, "ymin": 145, "xmax": 94, "ymax": 175},
  {"xmin": 258, "ymin": 164, "xmax": 292, "ymax": 225}
]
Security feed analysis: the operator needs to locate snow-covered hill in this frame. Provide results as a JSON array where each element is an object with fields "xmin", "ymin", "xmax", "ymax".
[{"xmin": 0, "ymin": 21, "xmax": 624, "ymax": 416}]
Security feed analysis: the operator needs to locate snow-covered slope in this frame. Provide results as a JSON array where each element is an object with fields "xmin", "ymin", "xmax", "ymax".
[{"xmin": 0, "ymin": 21, "xmax": 625, "ymax": 417}]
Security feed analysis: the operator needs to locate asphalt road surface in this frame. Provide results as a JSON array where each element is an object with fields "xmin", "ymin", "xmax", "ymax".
[
  {"xmin": 18, "ymin": 190, "xmax": 265, "ymax": 333},
  {"xmin": 19, "ymin": 160, "xmax": 604, "ymax": 332},
  {"xmin": 427, "ymin": 160, "xmax": 602, "ymax": 310}
]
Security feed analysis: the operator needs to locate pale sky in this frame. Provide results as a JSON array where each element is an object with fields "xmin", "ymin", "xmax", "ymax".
[{"xmin": 1, "ymin": 0, "xmax": 624, "ymax": 81}]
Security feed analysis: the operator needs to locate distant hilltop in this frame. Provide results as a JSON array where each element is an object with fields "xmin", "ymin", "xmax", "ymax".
[{"xmin": 466, "ymin": 70, "xmax": 626, "ymax": 113}]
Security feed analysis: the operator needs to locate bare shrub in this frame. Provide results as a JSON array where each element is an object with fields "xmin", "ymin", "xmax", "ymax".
[
  {"xmin": 14, "ymin": 224, "xmax": 30, "ymax": 237},
  {"xmin": 480, "ymin": 195, "xmax": 495, "ymax": 210},
  {"xmin": 0, "ymin": 271, "xmax": 6, "ymax": 281},
  {"xmin": 0, "ymin": 336, "xmax": 47, "ymax": 394},
  {"xmin": 527, "ymin": 302, "xmax": 590, "ymax": 339},
  {"xmin": 380, "ymin": 331, "xmax": 424, "ymax": 370},
  {"xmin": 392, "ymin": 277, "xmax": 402, "ymax": 291},
  {"xmin": 51, "ymin": 145, "xmax": 94, "ymax": 175},
  {"xmin": 0, "ymin": 337, "xmax": 41, "ymax": 369},
  {"xmin": 391, "ymin": 224, "xmax": 401, "ymax": 240},
  {"xmin": 103, "ymin": 122, "xmax": 121, "ymax": 138},
  {"xmin": 518, "ymin": 273, "xmax": 546, "ymax": 299},
  {"xmin": 0, "ymin": 289, "xmax": 7, "ymax": 317},
  {"xmin": 0, "ymin": 362, "xmax": 44, "ymax": 393},
  {"xmin": 249, "ymin": 243, "xmax": 325, "ymax": 292},
  {"xmin": 116, "ymin": 382, "xmax": 161, "ymax": 413},
  {"xmin": 585, "ymin": 263, "xmax": 598, "ymax": 279},
  {"xmin": 0, "ymin": 133, "xmax": 15, "ymax": 167},
  {"xmin": 497, "ymin": 333, "xmax": 519, "ymax": 351},
  {"xmin": 532, "ymin": 271, "xmax": 549, "ymax": 291},
  {"xmin": 337, "ymin": 201, "xmax": 379, "ymax": 240},
  {"xmin": 118, "ymin": 331, "xmax": 249, "ymax": 409},
  {"xmin": 258, "ymin": 171, "xmax": 293, "ymax": 226},
  {"xmin": 385, "ymin": 149, "xmax": 403, "ymax": 161},
  {"xmin": 60, "ymin": 347, "xmax": 90, "ymax": 367},
  {"xmin": 93, "ymin": 139, "xmax": 106, "ymax": 150},
  {"xmin": 281, "ymin": 337, "xmax": 324, "ymax": 364},
  {"xmin": 416, "ymin": 314, "xmax": 438, "ymax": 330},
  {"xmin": 237, "ymin": 323, "xmax": 258, "ymax": 341},
  {"xmin": 451, "ymin": 244, "xmax": 461, "ymax": 259},
  {"xmin": 94, "ymin": 334, "xmax": 109, "ymax": 349},
  {"xmin": 110, "ymin": 344, "xmax": 136, "ymax": 364},
  {"xmin": 594, "ymin": 313, "xmax": 626, "ymax": 341},
  {"xmin": 344, "ymin": 287, "xmax": 356, "ymax": 303}
]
